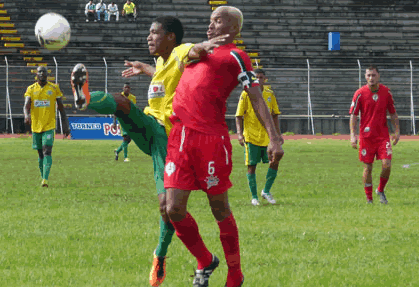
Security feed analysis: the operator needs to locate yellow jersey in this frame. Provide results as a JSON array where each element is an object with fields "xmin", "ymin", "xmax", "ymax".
[
  {"xmin": 122, "ymin": 92, "xmax": 136, "ymax": 104},
  {"xmin": 144, "ymin": 43, "xmax": 194, "ymax": 135},
  {"xmin": 123, "ymin": 2, "xmax": 135, "ymax": 14},
  {"xmin": 235, "ymin": 86, "xmax": 281, "ymax": 146},
  {"xmin": 24, "ymin": 82, "xmax": 63, "ymax": 133}
]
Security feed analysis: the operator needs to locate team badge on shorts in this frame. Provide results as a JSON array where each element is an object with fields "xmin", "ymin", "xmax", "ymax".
[
  {"xmin": 372, "ymin": 94, "xmax": 378, "ymax": 101},
  {"xmin": 165, "ymin": 162, "xmax": 176, "ymax": 176},
  {"xmin": 361, "ymin": 149, "xmax": 367, "ymax": 156},
  {"xmin": 205, "ymin": 175, "xmax": 219, "ymax": 190}
]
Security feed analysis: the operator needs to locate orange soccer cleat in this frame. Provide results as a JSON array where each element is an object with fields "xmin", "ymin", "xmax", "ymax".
[{"xmin": 149, "ymin": 253, "xmax": 166, "ymax": 286}]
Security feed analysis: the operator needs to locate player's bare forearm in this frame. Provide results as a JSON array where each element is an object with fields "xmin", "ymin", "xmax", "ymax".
[
  {"xmin": 122, "ymin": 61, "xmax": 155, "ymax": 77},
  {"xmin": 188, "ymin": 35, "xmax": 229, "ymax": 60},
  {"xmin": 272, "ymin": 114, "xmax": 281, "ymax": 136},
  {"xmin": 235, "ymin": 116, "xmax": 244, "ymax": 135},
  {"xmin": 247, "ymin": 86, "xmax": 280, "ymax": 142},
  {"xmin": 23, "ymin": 97, "xmax": 31, "ymax": 118},
  {"xmin": 390, "ymin": 113, "xmax": 400, "ymax": 134},
  {"xmin": 350, "ymin": 114, "xmax": 357, "ymax": 136}
]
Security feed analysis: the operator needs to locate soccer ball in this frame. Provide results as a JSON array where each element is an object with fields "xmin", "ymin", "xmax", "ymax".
[{"xmin": 35, "ymin": 13, "xmax": 71, "ymax": 51}]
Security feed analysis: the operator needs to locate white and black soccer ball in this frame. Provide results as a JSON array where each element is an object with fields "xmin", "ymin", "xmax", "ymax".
[{"xmin": 35, "ymin": 12, "xmax": 71, "ymax": 51}]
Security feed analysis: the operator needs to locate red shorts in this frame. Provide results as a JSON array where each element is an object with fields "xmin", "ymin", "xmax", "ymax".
[
  {"xmin": 359, "ymin": 137, "xmax": 392, "ymax": 164},
  {"xmin": 164, "ymin": 122, "xmax": 233, "ymax": 195}
]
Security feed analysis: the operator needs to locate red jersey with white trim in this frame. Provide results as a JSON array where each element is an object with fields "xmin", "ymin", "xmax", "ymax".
[
  {"xmin": 172, "ymin": 43, "xmax": 258, "ymax": 136},
  {"xmin": 349, "ymin": 84, "xmax": 396, "ymax": 140}
]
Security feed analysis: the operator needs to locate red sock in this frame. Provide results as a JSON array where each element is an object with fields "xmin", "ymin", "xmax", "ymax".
[
  {"xmin": 378, "ymin": 177, "xmax": 389, "ymax": 192},
  {"xmin": 217, "ymin": 213, "xmax": 243, "ymax": 286},
  {"xmin": 171, "ymin": 213, "xmax": 212, "ymax": 269},
  {"xmin": 364, "ymin": 184, "xmax": 373, "ymax": 200}
]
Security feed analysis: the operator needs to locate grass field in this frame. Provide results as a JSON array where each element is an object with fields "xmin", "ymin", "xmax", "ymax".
[{"xmin": 1, "ymin": 137, "xmax": 419, "ymax": 286}]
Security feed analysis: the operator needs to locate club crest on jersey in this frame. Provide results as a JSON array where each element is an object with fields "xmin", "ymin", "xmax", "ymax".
[
  {"xmin": 148, "ymin": 83, "xmax": 165, "ymax": 99},
  {"xmin": 47, "ymin": 90, "xmax": 53, "ymax": 96},
  {"xmin": 372, "ymin": 94, "xmax": 378, "ymax": 101},
  {"xmin": 364, "ymin": 127, "xmax": 370, "ymax": 132},
  {"xmin": 267, "ymin": 97, "xmax": 271, "ymax": 102},
  {"xmin": 361, "ymin": 149, "xmax": 367, "ymax": 156},
  {"xmin": 205, "ymin": 175, "xmax": 219, "ymax": 190},
  {"xmin": 165, "ymin": 162, "xmax": 176, "ymax": 176}
]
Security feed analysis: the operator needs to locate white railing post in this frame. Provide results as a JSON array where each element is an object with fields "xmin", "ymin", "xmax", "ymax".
[
  {"xmin": 357, "ymin": 59, "xmax": 361, "ymax": 88},
  {"xmin": 103, "ymin": 57, "xmax": 108, "ymax": 94},
  {"xmin": 53, "ymin": 57, "xmax": 63, "ymax": 134},
  {"xmin": 306, "ymin": 59, "xmax": 315, "ymax": 135},
  {"xmin": 410, "ymin": 60, "xmax": 416, "ymax": 135},
  {"xmin": 5, "ymin": 56, "xmax": 14, "ymax": 134}
]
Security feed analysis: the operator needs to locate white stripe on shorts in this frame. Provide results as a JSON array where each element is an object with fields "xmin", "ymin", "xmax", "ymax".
[
  {"xmin": 221, "ymin": 136, "xmax": 228, "ymax": 165},
  {"xmin": 179, "ymin": 125, "xmax": 186, "ymax": 152}
]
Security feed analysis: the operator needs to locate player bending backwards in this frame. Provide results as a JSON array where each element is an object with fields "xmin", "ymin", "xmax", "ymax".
[
  {"xmin": 23, "ymin": 66, "xmax": 70, "ymax": 187},
  {"xmin": 349, "ymin": 65, "xmax": 400, "ymax": 204},
  {"xmin": 71, "ymin": 16, "xmax": 227, "ymax": 286},
  {"xmin": 164, "ymin": 6, "xmax": 284, "ymax": 287},
  {"xmin": 235, "ymin": 68, "xmax": 283, "ymax": 206},
  {"xmin": 113, "ymin": 82, "xmax": 136, "ymax": 162}
]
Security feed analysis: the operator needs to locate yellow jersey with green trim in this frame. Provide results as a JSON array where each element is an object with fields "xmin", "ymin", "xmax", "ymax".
[
  {"xmin": 121, "ymin": 92, "xmax": 136, "ymax": 105},
  {"xmin": 235, "ymin": 86, "xmax": 281, "ymax": 146},
  {"xmin": 24, "ymin": 82, "xmax": 63, "ymax": 133},
  {"xmin": 144, "ymin": 43, "xmax": 194, "ymax": 135},
  {"xmin": 123, "ymin": 2, "xmax": 135, "ymax": 14}
]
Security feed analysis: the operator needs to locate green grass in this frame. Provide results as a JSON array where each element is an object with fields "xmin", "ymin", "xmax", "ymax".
[{"xmin": 1, "ymin": 138, "xmax": 419, "ymax": 286}]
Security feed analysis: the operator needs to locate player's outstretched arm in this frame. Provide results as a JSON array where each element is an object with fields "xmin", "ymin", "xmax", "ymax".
[
  {"xmin": 56, "ymin": 98, "xmax": 70, "ymax": 137},
  {"xmin": 247, "ymin": 86, "xmax": 284, "ymax": 163},
  {"xmin": 390, "ymin": 112, "xmax": 400, "ymax": 145},
  {"xmin": 349, "ymin": 114, "xmax": 358, "ymax": 149},
  {"xmin": 122, "ymin": 60, "xmax": 156, "ymax": 78},
  {"xmin": 23, "ymin": 96, "xmax": 31, "ymax": 125},
  {"xmin": 235, "ymin": 116, "xmax": 245, "ymax": 146},
  {"xmin": 188, "ymin": 34, "xmax": 230, "ymax": 60}
]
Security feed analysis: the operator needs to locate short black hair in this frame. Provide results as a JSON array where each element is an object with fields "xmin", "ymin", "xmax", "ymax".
[
  {"xmin": 254, "ymin": 68, "xmax": 265, "ymax": 75},
  {"xmin": 153, "ymin": 16, "xmax": 184, "ymax": 45},
  {"xmin": 366, "ymin": 65, "xmax": 379, "ymax": 74},
  {"xmin": 124, "ymin": 82, "xmax": 130, "ymax": 86}
]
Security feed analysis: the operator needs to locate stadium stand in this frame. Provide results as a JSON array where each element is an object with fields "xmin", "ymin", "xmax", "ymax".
[{"xmin": 1, "ymin": 0, "xmax": 418, "ymax": 134}]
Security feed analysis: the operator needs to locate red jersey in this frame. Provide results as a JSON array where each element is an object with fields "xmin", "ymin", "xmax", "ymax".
[
  {"xmin": 172, "ymin": 43, "xmax": 258, "ymax": 136},
  {"xmin": 349, "ymin": 84, "xmax": 396, "ymax": 139}
]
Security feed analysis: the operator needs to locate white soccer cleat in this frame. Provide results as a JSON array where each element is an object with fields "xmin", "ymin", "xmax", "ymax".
[
  {"xmin": 261, "ymin": 189, "xmax": 276, "ymax": 204},
  {"xmin": 251, "ymin": 198, "xmax": 260, "ymax": 206},
  {"xmin": 124, "ymin": 158, "xmax": 130, "ymax": 162},
  {"xmin": 71, "ymin": 63, "xmax": 90, "ymax": 110}
]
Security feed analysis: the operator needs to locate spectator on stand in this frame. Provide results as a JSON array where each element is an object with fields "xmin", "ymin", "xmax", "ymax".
[
  {"xmin": 85, "ymin": 0, "xmax": 97, "ymax": 22},
  {"xmin": 122, "ymin": 0, "xmax": 136, "ymax": 22},
  {"xmin": 96, "ymin": 0, "xmax": 108, "ymax": 22},
  {"xmin": 107, "ymin": 1, "xmax": 119, "ymax": 22}
]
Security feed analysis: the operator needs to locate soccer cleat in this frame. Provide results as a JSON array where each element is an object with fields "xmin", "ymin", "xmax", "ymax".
[
  {"xmin": 124, "ymin": 158, "xmax": 130, "ymax": 162},
  {"xmin": 375, "ymin": 189, "xmax": 388, "ymax": 204},
  {"xmin": 41, "ymin": 179, "xmax": 48, "ymax": 187},
  {"xmin": 261, "ymin": 189, "xmax": 276, "ymax": 204},
  {"xmin": 193, "ymin": 254, "xmax": 219, "ymax": 287},
  {"xmin": 71, "ymin": 63, "xmax": 90, "ymax": 110},
  {"xmin": 367, "ymin": 200, "xmax": 373, "ymax": 204},
  {"xmin": 251, "ymin": 198, "xmax": 260, "ymax": 206},
  {"xmin": 149, "ymin": 253, "xmax": 166, "ymax": 286},
  {"xmin": 114, "ymin": 149, "xmax": 119, "ymax": 161}
]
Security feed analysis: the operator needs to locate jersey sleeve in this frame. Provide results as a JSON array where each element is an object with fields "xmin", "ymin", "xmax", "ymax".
[
  {"xmin": 387, "ymin": 90, "xmax": 396, "ymax": 114},
  {"xmin": 53, "ymin": 83, "xmax": 63, "ymax": 99},
  {"xmin": 129, "ymin": 94, "xmax": 137, "ymax": 105},
  {"xmin": 235, "ymin": 91, "xmax": 248, "ymax": 117},
  {"xmin": 349, "ymin": 90, "xmax": 362, "ymax": 115},
  {"xmin": 176, "ymin": 43, "xmax": 195, "ymax": 65},
  {"xmin": 230, "ymin": 50, "xmax": 259, "ymax": 90},
  {"xmin": 270, "ymin": 93, "xmax": 281, "ymax": 115},
  {"xmin": 24, "ymin": 85, "xmax": 32, "ymax": 98}
]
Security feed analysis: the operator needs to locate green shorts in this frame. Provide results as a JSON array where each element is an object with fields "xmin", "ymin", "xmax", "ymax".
[
  {"xmin": 32, "ymin": 129, "xmax": 55, "ymax": 150},
  {"xmin": 117, "ymin": 102, "xmax": 167, "ymax": 195},
  {"xmin": 244, "ymin": 142, "xmax": 269, "ymax": 166}
]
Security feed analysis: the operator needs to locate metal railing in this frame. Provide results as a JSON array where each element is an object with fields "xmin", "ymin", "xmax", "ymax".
[{"xmin": 1, "ymin": 58, "xmax": 417, "ymax": 135}]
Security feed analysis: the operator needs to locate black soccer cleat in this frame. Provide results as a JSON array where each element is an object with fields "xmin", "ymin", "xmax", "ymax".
[{"xmin": 193, "ymin": 254, "xmax": 220, "ymax": 287}]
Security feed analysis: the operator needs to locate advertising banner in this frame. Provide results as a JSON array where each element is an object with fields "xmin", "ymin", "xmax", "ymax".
[{"xmin": 68, "ymin": 117, "xmax": 122, "ymax": 140}]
